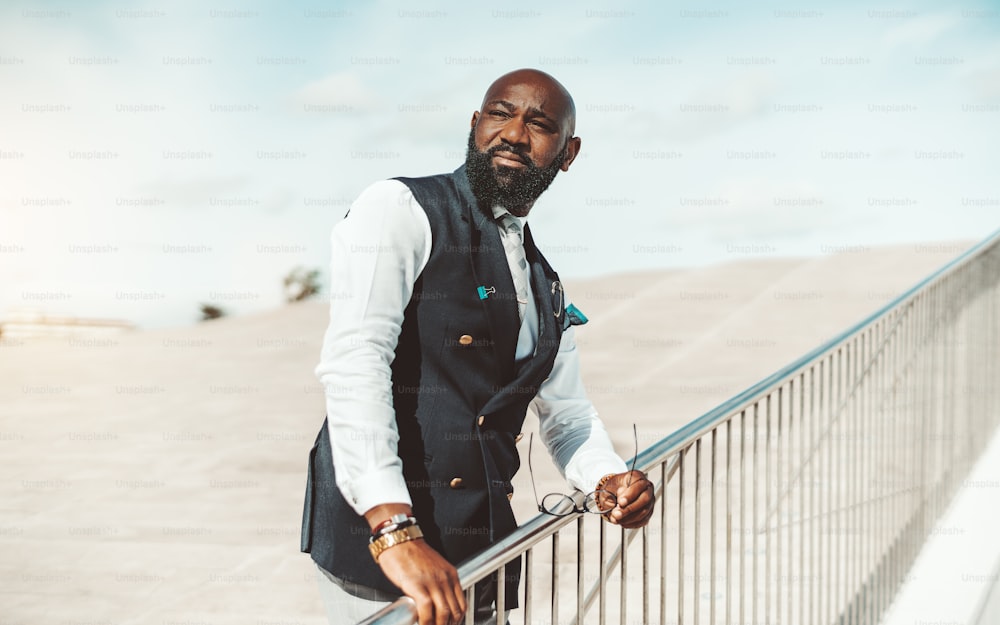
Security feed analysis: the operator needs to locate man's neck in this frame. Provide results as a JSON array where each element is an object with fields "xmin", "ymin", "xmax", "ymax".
[{"xmin": 492, "ymin": 204, "xmax": 531, "ymax": 224}]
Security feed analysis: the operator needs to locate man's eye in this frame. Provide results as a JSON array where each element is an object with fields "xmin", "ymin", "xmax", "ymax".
[{"xmin": 490, "ymin": 110, "xmax": 509, "ymax": 118}]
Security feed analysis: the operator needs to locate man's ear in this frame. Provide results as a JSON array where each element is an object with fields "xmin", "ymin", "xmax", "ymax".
[
  {"xmin": 470, "ymin": 111, "xmax": 479, "ymax": 129},
  {"xmin": 560, "ymin": 136, "xmax": 582, "ymax": 172}
]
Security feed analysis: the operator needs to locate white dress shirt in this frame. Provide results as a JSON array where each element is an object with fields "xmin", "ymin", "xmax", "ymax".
[{"xmin": 315, "ymin": 179, "xmax": 627, "ymax": 515}]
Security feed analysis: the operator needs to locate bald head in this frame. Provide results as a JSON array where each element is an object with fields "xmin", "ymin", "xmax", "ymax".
[{"xmin": 479, "ymin": 68, "xmax": 577, "ymax": 137}]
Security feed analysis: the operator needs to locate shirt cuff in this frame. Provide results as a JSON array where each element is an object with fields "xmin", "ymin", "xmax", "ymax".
[
  {"xmin": 565, "ymin": 448, "xmax": 628, "ymax": 494},
  {"xmin": 338, "ymin": 467, "xmax": 413, "ymax": 516}
]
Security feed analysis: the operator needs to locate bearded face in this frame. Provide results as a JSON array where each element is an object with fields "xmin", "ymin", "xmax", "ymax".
[{"xmin": 464, "ymin": 129, "xmax": 567, "ymax": 217}]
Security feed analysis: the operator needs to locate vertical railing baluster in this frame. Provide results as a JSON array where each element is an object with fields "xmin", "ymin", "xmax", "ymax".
[
  {"xmin": 873, "ymin": 317, "xmax": 884, "ymax": 625},
  {"xmin": 550, "ymin": 534, "xmax": 558, "ymax": 625},
  {"xmin": 873, "ymin": 318, "xmax": 884, "ymax": 625},
  {"xmin": 929, "ymin": 286, "xmax": 940, "ymax": 532},
  {"xmin": 620, "ymin": 525, "xmax": 627, "ymax": 625},
  {"xmin": 679, "ymin": 449, "xmax": 686, "ymax": 625},
  {"xmin": 826, "ymin": 353, "xmax": 834, "ymax": 625},
  {"xmin": 899, "ymin": 303, "xmax": 911, "ymax": 595},
  {"xmin": 891, "ymin": 309, "xmax": 900, "ymax": 616},
  {"xmin": 848, "ymin": 339, "xmax": 854, "ymax": 617},
  {"xmin": 577, "ymin": 516, "xmax": 583, "ymax": 624},
  {"xmin": 740, "ymin": 410, "xmax": 746, "ymax": 625},
  {"xmin": 874, "ymin": 315, "xmax": 884, "ymax": 622},
  {"xmin": 599, "ymin": 514, "xmax": 606, "ymax": 625},
  {"xmin": 753, "ymin": 402, "xmax": 759, "ymax": 625},
  {"xmin": 466, "ymin": 586, "xmax": 474, "ymax": 625},
  {"xmin": 695, "ymin": 438, "xmax": 702, "ymax": 625},
  {"xmin": 855, "ymin": 336, "xmax": 862, "ymax": 623},
  {"xmin": 927, "ymin": 284, "xmax": 947, "ymax": 531},
  {"xmin": 869, "ymin": 323, "xmax": 878, "ymax": 623},
  {"xmin": 908, "ymin": 294, "xmax": 921, "ymax": 569},
  {"xmin": 524, "ymin": 549, "xmax": 532, "ymax": 625},
  {"xmin": 765, "ymin": 395, "xmax": 772, "ymax": 625},
  {"xmin": 920, "ymin": 290, "xmax": 930, "ymax": 548},
  {"xmin": 642, "ymin": 524, "xmax": 649, "ymax": 625},
  {"xmin": 711, "ymin": 427, "xmax": 717, "ymax": 625},
  {"xmin": 727, "ymin": 418, "xmax": 733, "ymax": 625},
  {"xmin": 809, "ymin": 360, "xmax": 823, "ymax": 623},
  {"xmin": 496, "ymin": 562, "xmax": 505, "ymax": 625},
  {"xmin": 799, "ymin": 371, "xmax": 806, "ymax": 625},
  {"xmin": 776, "ymin": 384, "xmax": 783, "ymax": 625},
  {"xmin": 899, "ymin": 298, "xmax": 914, "ymax": 590},
  {"xmin": 857, "ymin": 331, "xmax": 867, "ymax": 625},
  {"xmin": 943, "ymin": 280, "xmax": 956, "ymax": 513},
  {"xmin": 897, "ymin": 306, "xmax": 907, "ymax": 606},
  {"xmin": 834, "ymin": 346, "xmax": 843, "ymax": 624},
  {"xmin": 661, "ymin": 460, "xmax": 668, "ymax": 625},
  {"xmin": 917, "ymin": 291, "xmax": 928, "ymax": 555}
]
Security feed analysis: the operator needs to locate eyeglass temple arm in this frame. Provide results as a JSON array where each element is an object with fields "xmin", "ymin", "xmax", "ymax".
[
  {"xmin": 624, "ymin": 423, "xmax": 639, "ymax": 488},
  {"xmin": 527, "ymin": 433, "xmax": 542, "ymax": 509}
]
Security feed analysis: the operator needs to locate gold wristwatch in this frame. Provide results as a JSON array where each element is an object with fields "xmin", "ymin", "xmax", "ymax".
[{"xmin": 368, "ymin": 524, "xmax": 424, "ymax": 562}]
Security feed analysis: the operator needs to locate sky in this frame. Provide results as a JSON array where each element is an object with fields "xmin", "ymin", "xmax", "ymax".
[{"xmin": 1, "ymin": 0, "xmax": 998, "ymax": 328}]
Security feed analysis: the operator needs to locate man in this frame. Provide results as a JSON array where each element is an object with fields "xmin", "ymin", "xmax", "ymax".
[{"xmin": 301, "ymin": 69, "xmax": 655, "ymax": 625}]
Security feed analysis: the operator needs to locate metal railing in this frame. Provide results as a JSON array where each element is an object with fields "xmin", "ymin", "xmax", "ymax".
[{"xmin": 362, "ymin": 229, "xmax": 1000, "ymax": 625}]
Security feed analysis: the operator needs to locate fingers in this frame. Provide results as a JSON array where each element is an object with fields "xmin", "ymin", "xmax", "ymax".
[
  {"xmin": 595, "ymin": 488, "xmax": 617, "ymax": 514},
  {"xmin": 429, "ymin": 588, "xmax": 450, "ymax": 625},
  {"xmin": 607, "ymin": 472, "xmax": 655, "ymax": 527},
  {"xmin": 406, "ymin": 578, "xmax": 462, "ymax": 625},
  {"xmin": 414, "ymin": 593, "xmax": 434, "ymax": 625},
  {"xmin": 377, "ymin": 540, "xmax": 467, "ymax": 625},
  {"xmin": 412, "ymin": 572, "xmax": 464, "ymax": 625},
  {"xmin": 441, "ymin": 568, "xmax": 465, "ymax": 625},
  {"xmin": 414, "ymin": 584, "xmax": 462, "ymax": 625}
]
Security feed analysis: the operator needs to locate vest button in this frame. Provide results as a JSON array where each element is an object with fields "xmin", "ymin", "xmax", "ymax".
[
  {"xmin": 477, "ymin": 415, "xmax": 485, "ymax": 427},
  {"xmin": 515, "ymin": 433, "xmax": 524, "ymax": 443},
  {"xmin": 449, "ymin": 477, "xmax": 464, "ymax": 489},
  {"xmin": 459, "ymin": 334, "xmax": 473, "ymax": 345}
]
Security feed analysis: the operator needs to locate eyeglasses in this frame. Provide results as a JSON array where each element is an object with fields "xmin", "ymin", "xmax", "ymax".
[{"xmin": 528, "ymin": 424, "xmax": 639, "ymax": 517}]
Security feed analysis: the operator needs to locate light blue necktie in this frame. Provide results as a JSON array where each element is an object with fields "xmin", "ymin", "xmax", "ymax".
[{"xmin": 496, "ymin": 212, "xmax": 529, "ymax": 323}]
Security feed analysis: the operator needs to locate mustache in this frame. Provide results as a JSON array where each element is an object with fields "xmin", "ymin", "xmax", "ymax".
[{"xmin": 485, "ymin": 144, "xmax": 532, "ymax": 167}]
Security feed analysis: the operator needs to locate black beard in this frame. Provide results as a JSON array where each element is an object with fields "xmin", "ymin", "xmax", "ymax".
[{"xmin": 464, "ymin": 129, "xmax": 566, "ymax": 217}]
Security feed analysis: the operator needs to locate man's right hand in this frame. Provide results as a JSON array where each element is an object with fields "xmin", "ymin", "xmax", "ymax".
[{"xmin": 376, "ymin": 537, "xmax": 466, "ymax": 625}]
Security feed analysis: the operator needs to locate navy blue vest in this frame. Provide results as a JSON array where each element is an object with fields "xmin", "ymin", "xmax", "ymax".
[{"xmin": 301, "ymin": 165, "xmax": 571, "ymax": 610}]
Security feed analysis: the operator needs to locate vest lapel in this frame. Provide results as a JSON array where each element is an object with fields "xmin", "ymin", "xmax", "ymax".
[
  {"xmin": 475, "ymin": 223, "xmax": 564, "ymax": 417},
  {"xmin": 517, "ymin": 223, "xmax": 562, "ymax": 376},
  {"xmin": 452, "ymin": 166, "xmax": 519, "ymax": 380}
]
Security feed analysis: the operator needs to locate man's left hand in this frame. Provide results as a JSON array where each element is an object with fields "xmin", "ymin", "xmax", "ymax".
[{"xmin": 598, "ymin": 471, "xmax": 655, "ymax": 528}]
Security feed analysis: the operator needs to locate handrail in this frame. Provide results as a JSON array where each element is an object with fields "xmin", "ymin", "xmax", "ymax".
[
  {"xmin": 360, "ymin": 227, "xmax": 1000, "ymax": 625},
  {"xmin": 634, "ymin": 227, "xmax": 1000, "ymax": 473}
]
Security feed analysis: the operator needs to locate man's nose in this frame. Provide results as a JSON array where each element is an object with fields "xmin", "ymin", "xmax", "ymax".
[{"xmin": 500, "ymin": 118, "xmax": 528, "ymax": 148}]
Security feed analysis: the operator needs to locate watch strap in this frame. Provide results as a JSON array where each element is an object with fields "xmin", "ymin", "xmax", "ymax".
[{"xmin": 368, "ymin": 524, "xmax": 424, "ymax": 562}]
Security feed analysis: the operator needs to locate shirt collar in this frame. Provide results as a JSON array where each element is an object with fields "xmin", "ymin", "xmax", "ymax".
[{"xmin": 492, "ymin": 205, "xmax": 527, "ymax": 228}]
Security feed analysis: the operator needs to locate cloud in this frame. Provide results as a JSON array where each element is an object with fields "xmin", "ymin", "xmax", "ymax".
[
  {"xmin": 957, "ymin": 47, "xmax": 1000, "ymax": 99},
  {"xmin": 136, "ymin": 175, "xmax": 252, "ymax": 207},
  {"xmin": 667, "ymin": 177, "xmax": 842, "ymax": 242},
  {"xmin": 880, "ymin": 13, "xmax": 962, "ymax": 53},
  {"xmin": 616, "ymin": 71, "xmax": 776, "ymax": 144},
  {"xmin": 289, "ymin": 71, "xmax": 381, "ymax": 115}
]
